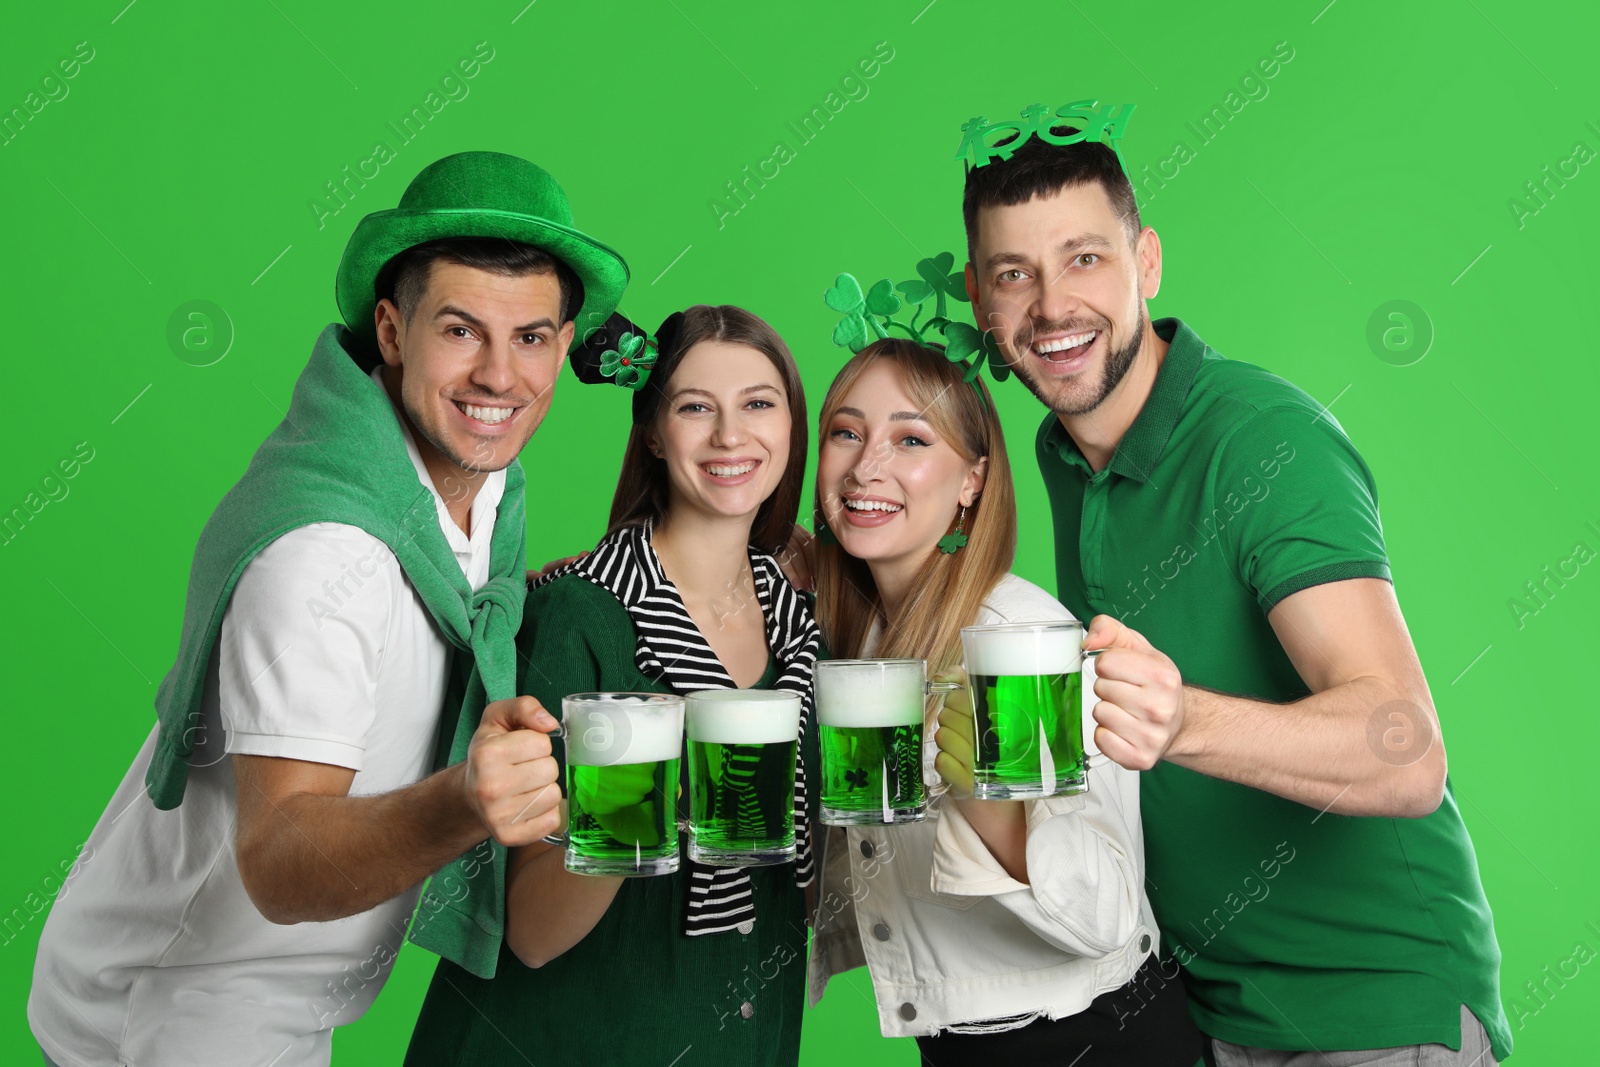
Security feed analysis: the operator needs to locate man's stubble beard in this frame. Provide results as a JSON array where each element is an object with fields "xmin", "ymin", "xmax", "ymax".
[{"xmin": 1007, "ymin": 302, "xmax": 1148, "ymax": 418}]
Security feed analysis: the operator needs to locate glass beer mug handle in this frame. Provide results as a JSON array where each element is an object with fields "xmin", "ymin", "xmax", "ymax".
[
  {"xmin": 540, "ymin": 719, "xmax": 569, "ymax": 844},
  {"xmin": 540, "ymin": 797, "xmax": 571, "ymax": 847},
  {"xmin": 1081, "ymin": 649, "xmax": 1111, "ymax": 769},
  {"xmin": 926, "ymin": 681, "xmax": 963, "ymax": 695}
]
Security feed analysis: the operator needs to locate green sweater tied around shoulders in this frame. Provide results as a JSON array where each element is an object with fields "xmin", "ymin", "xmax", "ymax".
[{"xmin": 145, "ymin": 323, "xmax": 526, "ymax": 978}]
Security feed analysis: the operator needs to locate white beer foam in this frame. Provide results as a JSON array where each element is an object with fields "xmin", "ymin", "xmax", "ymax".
[
  {"xmin": 963, "ymin": 625, "xmax": 1082, "ymax": 676},
  {"xmin": 563, "ymin": 697, "xmax": 683, "ymax": 766},
  {"xmin": 815, "ymin": 662, "xmax": 924, "ymax": 728},
  {"xmin": 686, "ymin": 690, "xmax": 801, "ymax": 744}
]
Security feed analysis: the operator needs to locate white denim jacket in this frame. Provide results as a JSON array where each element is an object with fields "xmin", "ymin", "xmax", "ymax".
[{"xmin": 807, "ymin": 573, "xmax": 1159, "ymax": 1038}]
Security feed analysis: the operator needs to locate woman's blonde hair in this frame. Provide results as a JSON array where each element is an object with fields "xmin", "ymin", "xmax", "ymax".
[{"xmin": 813, "ymin": 338, "xmax": 1017, "ymax": 675}]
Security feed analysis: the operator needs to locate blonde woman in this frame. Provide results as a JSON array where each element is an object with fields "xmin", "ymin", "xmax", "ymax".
[{"xmin": 806, "ymin": 338, "xmax": 1203, "ymax": 1066}]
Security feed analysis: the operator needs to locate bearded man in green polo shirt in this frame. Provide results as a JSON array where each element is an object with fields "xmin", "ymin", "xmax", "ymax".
[{"xmin": 955, "ymin": 104, "xmax": 1510, "ymax": 1064}]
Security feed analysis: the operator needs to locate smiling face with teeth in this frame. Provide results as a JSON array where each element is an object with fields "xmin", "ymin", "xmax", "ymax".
[
  {"xmin": 818, "ymin": 360, "xmax": 988, "ymax": 585},
  {"xmin": 647, "ymin": 340, "xmax": 793, "ymax": 529},
  {"xmin": 375, "ymin": 260, "xmax": 574, "ymax": 524},
  {"xmin": 966, "ymin": 182, "xmax": 1164, "ymax": 425}
]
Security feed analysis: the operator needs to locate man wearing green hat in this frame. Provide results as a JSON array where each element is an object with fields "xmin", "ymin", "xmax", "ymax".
[{"xmin": 29, "ymin": 151, "xmax": 629, "ymax": 1067}]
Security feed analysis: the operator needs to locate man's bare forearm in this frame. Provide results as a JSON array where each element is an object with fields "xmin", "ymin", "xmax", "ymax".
[
  {"xmin": 237, "ymin": 762, "xmax": 485, "ymax": 924},
  {"xmin": 1166, "ymin": 678, "xmax": 1446, "ymax": 818},
  {"xmin": 234, "ymin": 697, "xmax": 562, "ymax": 925}
]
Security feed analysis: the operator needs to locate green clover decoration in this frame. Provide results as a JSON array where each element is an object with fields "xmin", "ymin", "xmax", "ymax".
[
  {"xmin": 599, "ymin": 331, "xmax": 657, "ymax": 390},
  {"xmin": 825, "ymin": 252, "xmax": 1008, "ymax": 383}
]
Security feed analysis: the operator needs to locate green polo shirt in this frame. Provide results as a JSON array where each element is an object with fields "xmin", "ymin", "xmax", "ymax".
[{"xmin": 1036, "ymin": 318, "xmax": 1510, "ymax": 1059}]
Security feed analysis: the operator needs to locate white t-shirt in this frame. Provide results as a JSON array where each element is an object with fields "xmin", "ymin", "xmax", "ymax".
[{"xmin": 29, "ymin": 371, "xmax": 506, "ymax": 1067}]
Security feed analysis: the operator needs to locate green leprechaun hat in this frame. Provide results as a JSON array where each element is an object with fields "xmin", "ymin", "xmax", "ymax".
[{"xmin": 335, "ymin": 150, "xmax": 630, "ymax": 353}]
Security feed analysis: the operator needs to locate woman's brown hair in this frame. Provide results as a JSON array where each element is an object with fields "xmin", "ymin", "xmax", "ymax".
[
  {"xmin": 813, "ymin": 338, "xmax": 1017, "ymax": 675},
  {"xmin": 607, "ymin": 304, "xmax": 808, "ymax": 554}
]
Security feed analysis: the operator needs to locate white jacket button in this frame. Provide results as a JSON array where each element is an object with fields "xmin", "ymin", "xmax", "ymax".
[
  {"xmin": 737, "ymin": 921, "xmax": 754, "ymax": 935},
  {"xmin": 740, "ymin": 1001, "xmax": 754, "ymax": 1019},
  {"xmin": 873, "ymin": 922, "xmax": 891, "ymax": 941},
  {"xmin": 899, "ymin": 1002, "xmax": 917, "ymax": 1021}
]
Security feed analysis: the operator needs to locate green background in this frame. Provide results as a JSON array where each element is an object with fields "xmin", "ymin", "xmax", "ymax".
[{"xmin": 3, "ymin": 0, "xmax": 1597, "ymax": 1062}]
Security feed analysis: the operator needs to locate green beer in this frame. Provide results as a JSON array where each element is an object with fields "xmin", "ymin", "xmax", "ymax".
[
  {"xmin": 561, "ymin": 693, "xmax": 684, "ymax": 877},
  {"xmin": 685, "ymin": 690, "xmax": 801, "ymax": 866},
  {"xmin": 815, "ymin": 660, "xmax": 928, "ymax": 825},
  {"xmin": 962, "ymin": 622, "xmax": 1087, "ymax": 800}
]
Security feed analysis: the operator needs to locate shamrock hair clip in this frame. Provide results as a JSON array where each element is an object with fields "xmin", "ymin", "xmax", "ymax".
[
  {"xmin": 823, "ymin": 251, "xmax": 1009, "ymax": 384},
  {"xmin": 599, "ymin": 330, "xmax": 658, "ymax": 390},
  {"xmin": 573, "ymin": 311, "xmax": 664, "ymax": 392}
]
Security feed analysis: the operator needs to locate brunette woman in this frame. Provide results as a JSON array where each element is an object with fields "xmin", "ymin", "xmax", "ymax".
[{"xmin": 407, "ymin": 306, "xmax": 818, "ymax": 1066}]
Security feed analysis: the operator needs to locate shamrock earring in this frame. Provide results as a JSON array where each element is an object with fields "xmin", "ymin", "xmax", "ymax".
[{"xmin": 938, "ymin": 506, "xmax": 969, "ymax": 554}]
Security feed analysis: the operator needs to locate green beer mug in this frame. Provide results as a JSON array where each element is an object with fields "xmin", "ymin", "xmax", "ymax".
[
  {"xmin": 685, "ymin": 690, "xmax": 802, "ymax": 867},
  {"xmin": 815, "ymin": 659, "xmax": 960, "ymax": 826},
  {"xmin": 558, "ymin": 692, "xmax": 684, "ymax": 877},
  {"xmin": 959, "ymin": 620, "xmax": 1090, "ymax": 800}
]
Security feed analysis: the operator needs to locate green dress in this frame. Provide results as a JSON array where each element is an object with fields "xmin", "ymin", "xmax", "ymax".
[{"xmin": 405, "ymin": 575, "xmax": 812, "ymax": 1067}]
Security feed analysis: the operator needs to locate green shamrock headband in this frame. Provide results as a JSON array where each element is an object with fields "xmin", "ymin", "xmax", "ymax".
[
  {"xmin": 956, "ymin": 99, "xmax": 1135, "ymax": 172},
  {"xmin": 823, "ymin": 250, "xmax": 1009, "ymax": 386}
]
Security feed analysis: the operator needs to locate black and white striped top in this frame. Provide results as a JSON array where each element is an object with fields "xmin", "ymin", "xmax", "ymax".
[{"xmin": 543, "ymin": 520, "xmax": 818, "ymax": 935}]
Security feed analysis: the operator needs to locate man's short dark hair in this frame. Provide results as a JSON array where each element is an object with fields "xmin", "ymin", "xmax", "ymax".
[
  {"xmin": 961, "ymin": 133, "xmax": 1142, "ymax": 263},
  {"xmin": 381, "ymin": 236, "xmax": 581, "ymax": 324}
]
